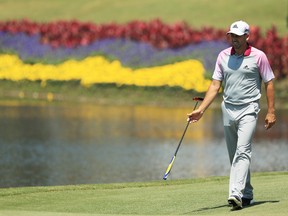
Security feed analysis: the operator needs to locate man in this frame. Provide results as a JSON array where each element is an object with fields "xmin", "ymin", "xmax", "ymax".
[{"xmin": 187, "ymin": 20, "xmax": 276, "ymax": 210}]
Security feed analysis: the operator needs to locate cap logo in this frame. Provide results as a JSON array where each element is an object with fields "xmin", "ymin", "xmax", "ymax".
[{"xmin": 232, "ymin": 24, "xmax": 238, "ymax": 28}]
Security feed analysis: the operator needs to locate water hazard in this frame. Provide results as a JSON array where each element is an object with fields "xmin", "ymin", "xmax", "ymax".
[{"xmin": 0, "ymin": 102, "xmax": 287, "ymax": 187}]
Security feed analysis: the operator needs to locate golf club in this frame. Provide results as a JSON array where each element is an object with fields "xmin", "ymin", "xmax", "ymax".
[{"xmin": 163, "ymin": 96, "xmax": 204, "ymax": 180}]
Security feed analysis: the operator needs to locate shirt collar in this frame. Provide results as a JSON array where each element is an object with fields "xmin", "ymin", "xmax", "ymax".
[{"xmin": 230, "ymin": 44, "xmax": 251, "ymax": 56}]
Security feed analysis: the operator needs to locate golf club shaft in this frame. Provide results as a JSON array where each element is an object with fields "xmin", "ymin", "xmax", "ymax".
[
  {"xmin": 163, "ymin": 97, "xmax": 203, "ymax": 180},
  {"xmin": 173, "ymin": 100, "xmax": 198, "ymax": 156}
]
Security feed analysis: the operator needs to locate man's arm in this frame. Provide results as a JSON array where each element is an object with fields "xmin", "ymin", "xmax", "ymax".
[
  {"xmin": 264, "ymin": 80, "xmax": 276, "ymax": 130},
  {"xmin": 187, "ymin": 79, "xmax": 222, "ymax": 123}
]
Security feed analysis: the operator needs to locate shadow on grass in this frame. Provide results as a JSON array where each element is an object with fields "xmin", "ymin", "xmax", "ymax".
[
  {"xmin": 244, "ymin": 200, "xmax": 279, "ymax": 209},
  {"xmin": 185, "ymin": 204, "xmax": 228, "ymax": 214},
  {"xmin": 184, "ymin": 200, "xmax": 280, "ymax": 214}
]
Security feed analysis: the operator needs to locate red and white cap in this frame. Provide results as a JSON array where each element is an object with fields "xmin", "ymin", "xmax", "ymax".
[{"xmin": 227, "ymin": 20, "xmax": 250, "ymax": 36}]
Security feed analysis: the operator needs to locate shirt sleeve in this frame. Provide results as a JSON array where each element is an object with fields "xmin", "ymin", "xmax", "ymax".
[
  {"xmin": 212, "ymin": 52, "xmax": 224, "ymax": 81},
  {"xmin": 257, "ymin": 51, "xmax": 275, "ymax": 83}
]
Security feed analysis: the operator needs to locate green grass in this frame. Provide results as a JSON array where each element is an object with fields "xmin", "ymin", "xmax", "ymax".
[
  {"xmin": 1, "ymin": 79, "xmax": 288, "ymax": 109},
  {"xmin": 0, "ymin": 172, "xmax": 287, "ymax": 216},
  {"xmin": 0, "ymin": 80, "xmax": 204, "ymax": 107},
  {"xmin": 0, "ymin": 0, "xmax": 287, "ymax": 35}
]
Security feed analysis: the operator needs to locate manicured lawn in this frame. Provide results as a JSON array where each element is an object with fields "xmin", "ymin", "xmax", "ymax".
[{"xmin": 0, "ymin": 172, "xmax": 287, "ymax": 215}]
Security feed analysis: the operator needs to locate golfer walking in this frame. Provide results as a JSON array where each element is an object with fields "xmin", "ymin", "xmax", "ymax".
[{"xmin": 187, "ymin": 20, "xmax": 276, "ymax": 210}]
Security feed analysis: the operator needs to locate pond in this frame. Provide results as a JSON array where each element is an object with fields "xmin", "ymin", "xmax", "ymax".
[{"xmin": 0, "ymin": 101, "xmax": 287, "ymax": 188}]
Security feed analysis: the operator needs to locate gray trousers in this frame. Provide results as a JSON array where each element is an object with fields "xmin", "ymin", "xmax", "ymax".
[{"xmin": 221, "ymin": 101, "xmax": 260, "ymax": 199}]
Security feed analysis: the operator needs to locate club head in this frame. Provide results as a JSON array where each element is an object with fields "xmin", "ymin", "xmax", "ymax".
[{"xmin": 163, "ymin": 173, "xmax": 169, "ymax": 180}]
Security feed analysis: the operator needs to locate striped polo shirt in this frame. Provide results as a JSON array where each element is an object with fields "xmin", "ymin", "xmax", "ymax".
[{"xmin": 212, "ymin": 45, "xmax": 275, "ymax": 105}]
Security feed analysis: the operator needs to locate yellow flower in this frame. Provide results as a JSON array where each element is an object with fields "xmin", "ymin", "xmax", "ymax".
[{"xmin": 0, "ymin": 54, "xmax": 211, "ymax": 92}]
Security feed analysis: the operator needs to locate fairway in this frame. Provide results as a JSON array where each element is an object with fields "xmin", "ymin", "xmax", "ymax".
[{"xmin": 0, "ymin": 172, "xmax": 287, "ymax": 216}]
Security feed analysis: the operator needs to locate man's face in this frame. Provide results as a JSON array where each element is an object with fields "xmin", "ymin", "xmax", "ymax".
[{"xmin": 230, "ymin": 33, "xmax": 248, "ymax": 49}]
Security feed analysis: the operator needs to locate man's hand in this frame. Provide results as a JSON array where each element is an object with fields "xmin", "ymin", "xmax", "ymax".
[
  {"xmin": 264, "ymin": 112, "xmax": 276, "ymax": 130},
  {"xmin": 187, "ymin": 109, "xmax": 204, "ymax": 123}
]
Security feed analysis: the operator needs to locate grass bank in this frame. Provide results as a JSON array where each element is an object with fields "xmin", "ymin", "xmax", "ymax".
[
  {"xmin": 0, "ymin": 0, "xmax": 287, "ymax": 36},
  {"xmin": 0, "ymin": 79, "xmax": 287, "ymax": 109},
  {"xmin": 0, "ymin": 172, "xmax": 287, "ymax": 216},
  {"xmin": 0, "ymin": 80, "xmax": 203, "ymax": 107}
]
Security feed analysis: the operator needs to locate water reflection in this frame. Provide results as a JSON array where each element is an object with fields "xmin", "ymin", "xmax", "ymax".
[{"xmin": 0, "ymin": 102, "xmax": 287, "ymax": 187}]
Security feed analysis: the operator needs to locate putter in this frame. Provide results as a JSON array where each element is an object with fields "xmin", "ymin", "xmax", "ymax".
[{"xmin": 163, "ymin": 96, "xmax": 204, "ymax": 180}]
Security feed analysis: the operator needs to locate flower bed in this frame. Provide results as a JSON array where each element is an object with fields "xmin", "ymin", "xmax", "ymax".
[
  {"xmin": 0, "ymin": 32, "xmax": 228, "ymax": 72},
  {"xmin": 0, "ymin": 19, "xmax": 226, "ymax": 49},
  {"xmin": 0, "ymin": 54, "xmax": 210, "ymax": 92},
  {"xmin": 0, "ymin": 19, "xmax": 287, "ymax": 92}
]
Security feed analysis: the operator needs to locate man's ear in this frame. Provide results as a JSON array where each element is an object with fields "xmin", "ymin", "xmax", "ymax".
[{"xmin": 245, "ymin": 34, "xmax": 250, "ymax": 41}]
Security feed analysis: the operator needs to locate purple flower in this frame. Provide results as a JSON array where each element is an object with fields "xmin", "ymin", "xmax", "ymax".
[{"xmin": 0, "ymin": 32, "xmax": 229, "ymax": 72}]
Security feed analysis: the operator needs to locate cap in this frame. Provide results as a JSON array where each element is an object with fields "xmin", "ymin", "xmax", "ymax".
[{"xmin": 227, "ymin": 20, "xmax": 250, "ymax": 36}]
